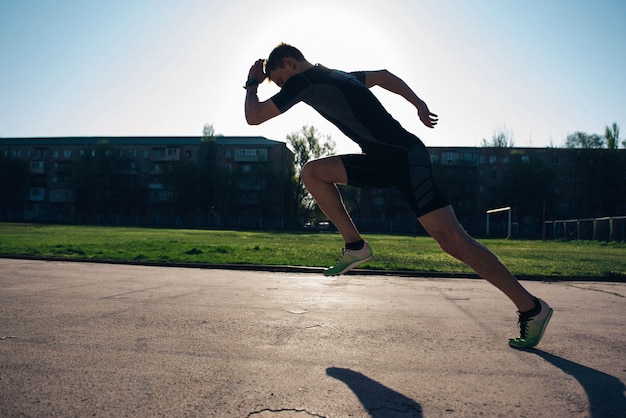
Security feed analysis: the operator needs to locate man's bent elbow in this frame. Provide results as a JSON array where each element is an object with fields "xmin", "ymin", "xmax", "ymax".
[{"xmin": 246, "ymin": 114, "xmax": 263, "ymax": 125}]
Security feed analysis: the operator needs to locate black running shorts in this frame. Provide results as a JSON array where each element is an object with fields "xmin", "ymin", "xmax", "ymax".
[{"xmin": 340, "ymin": 142, "xmax": 449, "ymax": 219}]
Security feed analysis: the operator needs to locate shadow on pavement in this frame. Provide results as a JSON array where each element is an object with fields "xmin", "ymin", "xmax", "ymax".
[
  {"xmin": 326, "ymin": 367, "xmax": 422, "ymax": 417},
  {"xmin": 531, "ymin": 349, "xmax": 626, "ymax": 417}
]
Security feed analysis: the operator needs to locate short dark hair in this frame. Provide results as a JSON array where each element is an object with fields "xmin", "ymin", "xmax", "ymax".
[{"xmin": 265, "ymin": 43, "xmax": 306, "ymax": 73}]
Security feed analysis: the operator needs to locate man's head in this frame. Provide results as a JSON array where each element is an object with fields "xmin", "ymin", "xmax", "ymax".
[{"xmin": 265, "ymin": 43, "xmax": 311, "ymax": 87}]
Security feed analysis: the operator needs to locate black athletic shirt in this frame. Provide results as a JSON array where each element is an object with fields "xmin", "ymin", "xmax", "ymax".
[{"xmin": 270, "ymin": 65, "xmax": 418, "ymax": 152}]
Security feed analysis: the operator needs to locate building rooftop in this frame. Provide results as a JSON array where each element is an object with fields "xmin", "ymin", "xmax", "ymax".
[{"xmin": 0, "ymin": 136, "xmax": 286, "ymax": 147}]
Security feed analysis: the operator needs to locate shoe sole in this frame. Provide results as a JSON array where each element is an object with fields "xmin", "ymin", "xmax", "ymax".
[{"xmin": 323, "ymin": 254, "xmax": 374, "ymax": 276}]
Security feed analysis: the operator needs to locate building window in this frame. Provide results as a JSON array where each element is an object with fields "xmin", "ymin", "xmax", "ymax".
[
  {"xmin": 63, "ymin": 150, "xmax": 72, "ymax": 158},
  {"xmin": 30, "ymin": 161, "xmax": 45, "ymax": 173},
  {"xmin": 442, "ymin": 152, "xmax": 456, "ymax": 164},
  {"xmin": 462, "ymin": 152, "xmax": 476, "ymax": 162},
  {"xmin": 570, "ymin": 171, "xmax": 582, "ymax": 181},
  {"xmin": 235, "ymin": 148, "xmax": 268, "ymax": 162},
  {"xmin": 29, "ymin": 188, "xmax": 46, "ymax": 202}
]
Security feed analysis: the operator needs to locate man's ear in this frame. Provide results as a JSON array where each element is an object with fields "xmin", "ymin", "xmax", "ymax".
[{"xmin": 282, "ymin": 57, "xmax": 297, "ymax": 69}]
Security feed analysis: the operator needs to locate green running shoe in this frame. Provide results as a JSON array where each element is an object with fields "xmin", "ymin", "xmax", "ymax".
[
  {"xmin": 509, "ymin": 298, "xmax": 553, "ymax": 348},
  {"xmin": 323, "ymin": 242, "xmax": 374, "ymax": 276}
]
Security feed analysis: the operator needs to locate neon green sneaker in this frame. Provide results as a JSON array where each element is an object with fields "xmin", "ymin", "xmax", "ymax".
[
  {"xmin": 323, "ymin": 242, "xmax": 374, "ymax": 276},
  {"xmin": 509, "ymin": 298, "xmax": 553, "ymax": 348}
]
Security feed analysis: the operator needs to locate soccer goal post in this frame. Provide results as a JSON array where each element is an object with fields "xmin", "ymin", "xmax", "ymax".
[{"xmin": 486, "ymin": 206, "xmax": 512, "ymax": 238}]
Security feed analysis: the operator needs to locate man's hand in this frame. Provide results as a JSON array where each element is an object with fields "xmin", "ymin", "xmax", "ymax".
[
  {"xmin": 417, "ymin": 102, "xmax": 438, "ymax": 128},
  {"xmin": 247, "ymin": 59, "xmax": 267, "ymax": 83},
  {"xmin": 244, "ymin": 58, "xmax": 280, "ymax": 125}
]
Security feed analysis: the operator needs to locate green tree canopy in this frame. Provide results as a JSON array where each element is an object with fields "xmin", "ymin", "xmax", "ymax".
[
  {"xmin": 482, "ymin": 126, "xmax": 515, "ymax": 148},
  {"xmin": 287, "ymin": 125, "xmax": 336, "ymax": 176},
  {"xmin": 565, "ymin": 131, "xmax": 604, "ymax": 148},
  {"xmin": 286, "ymin": 125, "xmax": 336, "ymax": 221},
  {"xmin": 604, "ymin": 122, "xmax": 620, "ymax": 150}
]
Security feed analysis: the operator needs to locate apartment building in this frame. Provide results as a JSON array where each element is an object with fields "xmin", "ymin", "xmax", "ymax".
[
  {"xmin": 349, "ymin": 146, "xmax": 625, "ymax": 237},
  {"xmin": 427, "ymin": 147, "xmax": 626, "ymax": 236},
  {"xmin": 1, "ymin": 137, "xmax": 624, "ymax": 236},
  {"xmin": 0, "ymin": 136, "xmax": 295, "ymax": 229}
]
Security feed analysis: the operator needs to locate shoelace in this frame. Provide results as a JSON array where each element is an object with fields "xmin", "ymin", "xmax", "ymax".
[
  {"xmin": 517, "ymin": 313, "xmax": 531, "ymax": 339},
  {"xmin": 336, "ymin": 248, "xmax": 348, "ymax": 261}
]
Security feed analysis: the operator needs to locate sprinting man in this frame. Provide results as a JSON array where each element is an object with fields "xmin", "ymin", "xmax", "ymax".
[{"xmin": 244, "ymin": 43, "xmax": 552, "ymax": 348}]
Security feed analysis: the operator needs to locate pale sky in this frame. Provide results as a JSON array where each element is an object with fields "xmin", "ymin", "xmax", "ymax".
[{"xmin": 1, "ymin": 0, "xmax": 625, "ymax": 155}]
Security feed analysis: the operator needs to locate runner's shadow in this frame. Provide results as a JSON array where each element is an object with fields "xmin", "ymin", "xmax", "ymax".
[
  {"xmin": 530, "ymin": 349, "xmax": 626, "ymax": 417},
  {"xmin": 326, "ymin": 367, "xmax": 422, "ymax": 417}
]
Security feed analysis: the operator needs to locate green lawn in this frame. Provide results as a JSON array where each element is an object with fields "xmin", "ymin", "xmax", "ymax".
[{"xmin": 0, "ymin": 223, "xmax": 624, "ymax": 280}]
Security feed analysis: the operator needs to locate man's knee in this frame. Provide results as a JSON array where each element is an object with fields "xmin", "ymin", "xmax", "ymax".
[
  {"xmin": 420, "ymin": 206, "xmax": 484, "ymax": 262},
  {"xmin": 301, "ymin": 157, "xmax": 345, "ymax": 186},
  {"xmin": 300, "ymin": 160, "xmax": 318, "ymax": 185}
]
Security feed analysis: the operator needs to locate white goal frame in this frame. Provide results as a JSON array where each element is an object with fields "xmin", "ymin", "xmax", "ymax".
[{"xmin": 486, "ymin": 206, "xmax": 512, "ymax": 238}]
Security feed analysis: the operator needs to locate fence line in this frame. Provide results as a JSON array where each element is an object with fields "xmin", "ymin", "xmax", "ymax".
[{"xmin": 544, "ymin": 216, "xmax": 626, "ymax": 241}]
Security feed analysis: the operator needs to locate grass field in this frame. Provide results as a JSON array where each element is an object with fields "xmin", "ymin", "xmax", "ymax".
[{"xmin": 0, "ymin": 223, "xmax": 624, "ymax": 280}]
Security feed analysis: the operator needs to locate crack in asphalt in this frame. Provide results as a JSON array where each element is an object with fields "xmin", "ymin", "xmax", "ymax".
[
  {"xmin": 567, "ymin": 283, "xmax": 625, "ymax": 298},
  {"xmin": 247, "ymin": 409, "xmax": 326, "ymax": 417}
]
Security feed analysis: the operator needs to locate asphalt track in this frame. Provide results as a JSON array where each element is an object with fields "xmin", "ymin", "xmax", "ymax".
[{"xmin": 1, "ymin": 258, "xmax": 625, "ymax": 417}]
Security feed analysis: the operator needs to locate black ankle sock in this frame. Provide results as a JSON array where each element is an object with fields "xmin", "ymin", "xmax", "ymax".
[
  {"xmin": 345, "ymin": 239, "xmax": 365, "ymax": 251},
  {"xmin": 521, "ymin": 297, "xmax": 541, "ymax": 317}
]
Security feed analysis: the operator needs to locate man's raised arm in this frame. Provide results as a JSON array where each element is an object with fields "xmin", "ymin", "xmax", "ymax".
[
  {"xmin": 244, "ymin": 59, "xmax": 281, "ymax": 125},
  {"xmin": 364, "ymin": 69, "xmax": 438, "ymax": 128}
]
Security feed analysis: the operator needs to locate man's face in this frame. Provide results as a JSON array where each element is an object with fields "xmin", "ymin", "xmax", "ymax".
[
  {"xmin": 267, "ymin": 59, "xmax": 299, "ymax": 88},
  {"xmin": 268, "ymin": 67, "xmax": 293, "ymax": 88}
]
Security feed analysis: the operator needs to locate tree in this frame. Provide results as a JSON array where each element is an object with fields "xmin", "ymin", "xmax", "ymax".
[
  {"xmin": 287, "ymin": 125, "xmax": 336, "ymax": 175},
  {"xmin": 482, "ymin": 126, "xmax": 514, "ymax": 148},
  {"xmin": 286, "ymin": 125, "xmax": 336, "ymax": 222},
  {"xmin": 565, "ymin": 131, "xmax": 604, "ymax": 148},
  {"xmin": 604, "ymin": 122, "xmax": 620, "ymax": 150},
  {"xmin": 198, "ymin": 123, "xmax": 222, "ymax": 224},
  {"xmin": 202, "ymin": 123, "xmax": 217, "ymax": 143}
]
